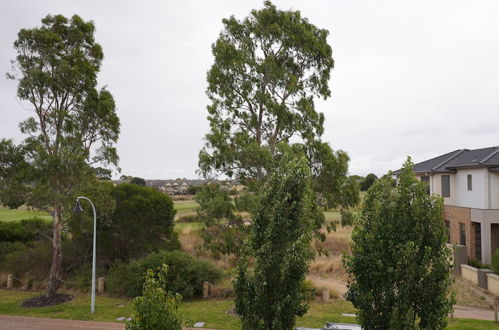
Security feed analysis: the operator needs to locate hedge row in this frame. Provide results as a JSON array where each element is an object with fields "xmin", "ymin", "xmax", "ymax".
[
  {"xmin": 107, "ymin": 250, "xmax": 224, "ymax": 298},
  {"xmin": 0, "ymin": 218, "xmax": 51, "ymax": 243}
]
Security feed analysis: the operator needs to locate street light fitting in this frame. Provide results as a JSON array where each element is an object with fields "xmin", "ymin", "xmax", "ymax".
[{"xmin": 73, "ymin": 199, "xmax": 84, "ymax": 213}]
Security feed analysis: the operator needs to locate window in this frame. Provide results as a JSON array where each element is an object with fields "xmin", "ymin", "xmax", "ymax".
[
  {"xmin": 441, "ymin": 175, "xmax": 450, "ymax": 197},
  {"xmin": 459, "ymin": 223, "xmax": 466, "ymax": 246},
  {"xmin": 467, "ymin": 174, "xmax": 472, "ymax": 191},
  {"xmin": 421, "ymin": 176, "xmax": 430, "ymax": 194},
  {"xmin": 445, "ymin": 221, "xmax": 450, "ymax": 243}
]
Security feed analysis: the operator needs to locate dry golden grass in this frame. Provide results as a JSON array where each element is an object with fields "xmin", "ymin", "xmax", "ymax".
[
  {"xmin": 309, "ymin": 224, "xmax": 354, "ymax": 281},
  {"xmin": 309, "ymin": 254, "xmax": 347, "ymax": 282},
  {"xmin": 176, "ymin": 219, "xmax": 354, "ymax": 298},
  {"xmin": 307, "ymin": 276, "xmax": 347, "ymax": 300},
  {"xmin": 306, "ymin": 223, "xmax": 354, "ymax": 299},
  {"xmin": 177, "ymin": 223, "xmax": 236, "ymax": 270},
  {"xmin": 178, "ymin": 224, "xmax": 203, "ymax": 254}
]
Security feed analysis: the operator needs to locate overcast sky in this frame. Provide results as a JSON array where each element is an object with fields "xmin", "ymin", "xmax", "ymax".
[{"xmin": 1, "ymin": 0, "xmax": 498, "ymax": 179}]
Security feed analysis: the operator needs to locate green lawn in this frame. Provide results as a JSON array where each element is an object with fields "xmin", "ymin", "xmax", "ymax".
[
  {"xmin": 0, "ymin": 290, "xmax": 497, "ymax": 329},
  {"xmin": 0, "ymin": 206, "xmax": 52, "ymax": 222},
  {"xmin": 174, "ymin": 222, "xmax": 203, "ymax": 233},
  {"xmin": 324, "ymin": 211, "xmax": 341, "ymax": 222},
  {"xmin": 0, "ymin": 202, "xmax": 197, "ymax": 222},
  {"xmin": 173, "ymin": 201, "xmax": 199, "ymax": 216}
]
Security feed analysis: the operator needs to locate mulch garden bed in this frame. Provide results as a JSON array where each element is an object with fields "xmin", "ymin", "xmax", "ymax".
[{"xmin": 21, "ymin": 293, "xmax": 73, "ymax": 308}]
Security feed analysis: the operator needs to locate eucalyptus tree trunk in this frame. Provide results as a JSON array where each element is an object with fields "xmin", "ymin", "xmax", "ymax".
[{"xmin": 46, "ymin": 206, "xmax": 62, "ymax": 298}]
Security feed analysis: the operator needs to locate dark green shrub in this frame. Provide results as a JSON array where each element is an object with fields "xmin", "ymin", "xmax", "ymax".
[
  {"xmin": 187, "ymin": 185, "xmax": 201, "ymax": 195},
  {"xmin": 107, "ymin": 250, "xmax": 224, "ymax": 298},
  {"xmin": 340, "ymin": 209, "xmax": 355, "ymax": 227},
  {"xmin": 300, "ymin": 279, "xmax": 317, "ymax": 301},
  {"xmin": 0, "ymin": 241, "xmax": 27, "ymax": 269},
  {"xmin": 0, "ymin": 218, "xmax": 51, "ymax": 243},
  {"xmin": 3, "ymin": 240, "xmax": 52, "ymax": 278},
  {"xmin": 234, "ymin": 193, "xmax": 259, "ymax": 213},
  {"xmin": 106, "ymin": 259, "xmax": 130, "ymax": 295},
  {"xmin": 126, "ymin": 265, "xmax": 182, "ymax": 330},
  {"xmin": 468, "ymin": 259, "xmax": 489, "ymax": 270},
  {"xmin": 62, "ymin": 263, "xmax": 108, "ymax": 292},
  {"xmin": 360, "ymin": 173, "xmax": 378, "ymax": 191},
  {"xmin": 491, "ymin": 249, "xmax": 499, "ymax": 274},
  {"xmin": 130, "ymin": 177, "xmax": 146, "ymax": 186},
  {"xmin": 69, "ymin": 183, "xmax": 179, "ymax": 265}
]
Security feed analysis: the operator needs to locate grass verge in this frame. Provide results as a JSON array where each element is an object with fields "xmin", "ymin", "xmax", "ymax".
[
  {"xmin": 0, "ymin": 207, "xmax": 52, "ymax": 222},
  {"xmin": 0, "ymin": 290, "xmax": 498, "ymax": 329}
]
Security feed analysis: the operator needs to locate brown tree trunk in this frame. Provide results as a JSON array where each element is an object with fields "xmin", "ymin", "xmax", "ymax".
[{"xmin": 46, "ymin": 205, "xmax": 62, "ymax": 298}]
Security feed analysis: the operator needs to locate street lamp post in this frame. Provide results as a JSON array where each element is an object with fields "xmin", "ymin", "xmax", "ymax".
[{"xmin": 73, "ymin": 196, "xmax": 97, "ymax": 314}]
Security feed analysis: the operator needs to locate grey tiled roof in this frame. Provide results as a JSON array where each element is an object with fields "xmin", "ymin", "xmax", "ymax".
[
  {"xmin": 445, "ymin": 147, "xmax": 499, "ymax": 168},
  {"xmin": 396, "ymin": 146, "xmax": 499, "ymax": 174}
]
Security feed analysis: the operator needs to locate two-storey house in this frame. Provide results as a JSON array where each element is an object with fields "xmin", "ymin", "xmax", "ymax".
[{"xmin": 396, "ymin": 147, "xmax": 499, "ymax": 264}]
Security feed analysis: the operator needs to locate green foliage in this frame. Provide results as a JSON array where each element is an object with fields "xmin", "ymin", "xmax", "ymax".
[
  {"xmin": 3, "ymin": 240, "xmax": 52, "ymax": 278},
  {"xmin": 0, "ymin": 241, "xmax": 27, "ymax": 270},
  {"xmin": 186, "ymin": 185, "xmax": 201, "ymax": 195},
  {"xmin": 4, "ymin": 14, "xmax": 120, "ymax": 296},
  {"xmin": 300, "ymin": 279, "xmax": 317, "ymax": 301},
  {"xmin": 6, "ymin": 14, "xmax": 120, "ymax": 207},
  {"xmin": 234, "ymin": 192, "xmax": 259, "ymax": 213},
  {"xmin": 340, "ymin": 209, "xmax": 355, "ymax": 227},
  {"xmin": 491, "ymin": 249, "xmax": 499, "ymax": 274},
  {"xmin": 93, "ymin": 167, "xmax": 112, "ymax": 180},
  {"xmin": 344, "ymin": 158, "xmax": 454, "ymax": 330},
  {"xmin": 196, "ymin": 184, "xmax": 247, "ymax": 256},
  {"xmin": 234, "ymin": 156, "xmax": 315, "ymax": 330},
  {"xmin": 468, "ymin": 259, "xmax": 489, "ymax": 270},
  {"xmin": 0, "ymin": 218, "xmax": 51, "ymax": 243},
  {"xmin": 360, "ymin": 173, "xmax": 378, "ymax": 191},
  {"xmin": 306, "ymin": 141, "xmax": 359, "ymax": 210},
  {"xmin": 67, "ymin": 181, "xmax": 179, "ymax": 269},
  {"xmin": 126, "ymin": 264, "xmax": 182, "ymax": 330},
  {"xmin": 107, "ymin": 250, "xmax": 224, "ymax": 298},
  {"xmin": 0, "ymin": 140, "xmax": 30, "ymax": 209},
  {"xmin": 130, "ymin": 177, "xmax": 146, "ymax": 186},
  {"xmin": 199, "ymin": 1, "xmax": 334, "ymax": 183},
  {"xmin": 197, "ymin": 2, "xmax": 358, "ymax": 258},
  {"xmin": 102, "ymin": 183, "xmax": 177, "ymax": 262}
]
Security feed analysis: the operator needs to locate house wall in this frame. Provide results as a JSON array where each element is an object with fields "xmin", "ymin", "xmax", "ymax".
[
  {"xmin": 454, "ymin": 168, "xmax": 489, "ymax": 209},
  {"xmin": 460, "ymin": 264, "xmax": 478, "ymax": 285},
  {"xmin": 469, "ymin": 209, "xmax": 499, "ymax": 263},
  {"xmin": 490, "ymin": 172, "xmax": 499, "ymax": 209},
  {"xmin": 444, "ymin": 205, "xmax": 475, "ymax": 260},
  {"xmin": 491, "ymin": 224, "xmax": 499, "ymax": 257},
  {"xmin": 487, "ymin": 273, "xmax": 499, "ymax": 296},
  {"xmin": 431, "ymin": 173, "xmax": 457, "ymax": 205}
]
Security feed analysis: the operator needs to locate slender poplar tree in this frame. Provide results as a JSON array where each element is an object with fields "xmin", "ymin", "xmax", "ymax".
[{"xmin": 234, "ymin": 156, "xmax": 316, "ymax": 330}]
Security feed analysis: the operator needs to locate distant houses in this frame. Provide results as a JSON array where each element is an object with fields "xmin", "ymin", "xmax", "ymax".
[
  {"xmin": 112, "ymin": 178, "xmax": 240, "ymax": 196},
  {"xmin": 165, "ymin": 181, "xmax": 189, "ymax": 195}
]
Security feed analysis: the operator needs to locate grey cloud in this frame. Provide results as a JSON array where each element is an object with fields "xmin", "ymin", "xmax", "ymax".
[{"xmin": 1, "ymin": 0, "xmax": 498, "ymax": 179}]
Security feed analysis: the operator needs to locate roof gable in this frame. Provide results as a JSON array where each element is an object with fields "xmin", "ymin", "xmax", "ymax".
[{"xmin": 395, "ymin": 146, "xmax": 499, "ymax": 174}]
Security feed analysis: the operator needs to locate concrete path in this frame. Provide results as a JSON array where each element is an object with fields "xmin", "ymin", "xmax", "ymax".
[
  {"xmin": 0, "ymin": 315, "xmax": 217, "ymax": 330},
  {"xmin": 0, "ymin": 315, "xmax": 125, "ymax": 330},
  {"xmin": 453, "ymin": 305, "xmax": 496, "ymax": 321}
]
